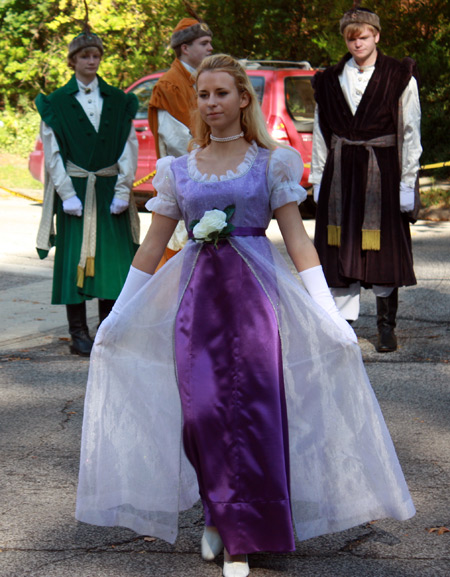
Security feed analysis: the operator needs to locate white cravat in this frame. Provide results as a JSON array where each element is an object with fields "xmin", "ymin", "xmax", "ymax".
[{"xmin": 75, "ymin": 77, "xmax": 103, "ymax": 131}]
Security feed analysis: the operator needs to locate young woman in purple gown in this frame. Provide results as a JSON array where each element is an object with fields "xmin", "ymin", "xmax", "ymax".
[{"xmin": 76, "ymin": 55, "xmax": 415, "ymax": 577}]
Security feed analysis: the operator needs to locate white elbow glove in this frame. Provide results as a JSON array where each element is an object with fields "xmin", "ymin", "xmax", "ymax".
[
  {"xmin": 110, "ymin": 197, "xmax": 129, "ymax": 215},
  {"xmin": 399, "ymin": 182, "xmax": 415, "ymax": 213},
  {"xmin": 299, "ymin": 265, "xmax": 357, "ymax": 343},
  {"xmin": 313, "ymin": 184, "xmax": 321, "ymax": 203},
  {"xmin": 112, "ymin": 265, "xmax": 152, "ymax": 315},
  {"xmin": 62, "ymin": 195, "xmax": 83, "ymax": 216},
  {"xmin": 96, "ymin": 265, "xmax": 152, "ymax": 344}
]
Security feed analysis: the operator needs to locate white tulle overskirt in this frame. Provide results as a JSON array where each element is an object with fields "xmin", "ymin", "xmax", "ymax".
[{"xmin": 76, "ymin": 236, "xmax": 415, "ymax": 543}]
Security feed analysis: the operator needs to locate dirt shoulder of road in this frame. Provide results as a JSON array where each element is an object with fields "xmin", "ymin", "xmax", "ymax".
[{"xmin": 418, "ymin": 203, "xmax": 450, "ymax": 222}]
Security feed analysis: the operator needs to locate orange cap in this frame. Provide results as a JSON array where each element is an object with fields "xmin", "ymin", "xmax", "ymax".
[{"xmin": 173, "ymin": 18, "xmax": 199, "ymax": 33}]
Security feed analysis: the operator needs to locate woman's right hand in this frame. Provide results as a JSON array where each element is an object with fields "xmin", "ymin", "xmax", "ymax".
[{"xmin": 95, "ymin": 311, "xmax": 118, "ymax": 345}]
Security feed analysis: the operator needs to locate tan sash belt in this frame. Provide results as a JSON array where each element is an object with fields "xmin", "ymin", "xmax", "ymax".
[
  {"xmin": 329, "ymin": 133, "xmax": 396, "ymax": 251},
  {"xmin": 66, "ymin": 161, "xmax": 119, "ymax": 288}
]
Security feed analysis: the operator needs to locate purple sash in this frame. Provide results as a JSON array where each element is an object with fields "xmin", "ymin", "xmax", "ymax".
[{"xmin": 188, "ymin": 226, "xmax": 266, "ymax": 240}]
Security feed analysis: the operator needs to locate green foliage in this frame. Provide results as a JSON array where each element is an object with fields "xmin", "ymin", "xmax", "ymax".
[
  {"xmin": 0, "ymin": 105, "xmax": 41, "ymax": 156},
  {"xmin": 0, "ymin": 153, "xmax": 43, "ymax": 190},
  {"xmin": 0, "ymin": 0, "xmax": 449, "ymax": 165}
]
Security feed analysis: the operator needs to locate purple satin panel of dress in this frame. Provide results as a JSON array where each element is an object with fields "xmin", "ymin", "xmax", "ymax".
[{"xmin": 175, "ymin": 242, "xmax": 295, "ymax": 555}]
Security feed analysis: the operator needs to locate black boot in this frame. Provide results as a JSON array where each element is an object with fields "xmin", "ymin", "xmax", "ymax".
[
  {"xmin": 376, "ymin": 289, "xmax": 398, "ymax": 353},
  {"xmin": 98, "ymin": 299, "xmax": 115, "ymax": 326},
  {"xmin": 66, "ymin": 303, "xmax": 93, "ymax": 356}
]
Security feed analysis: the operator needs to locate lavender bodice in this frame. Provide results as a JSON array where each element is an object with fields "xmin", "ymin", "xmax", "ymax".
[
  {"xmin": 146, "ymin": 143, "xmax": 307, "ymax": 232},
  {"xmin": 173, "ymin": 147, "xmax": 273, "ymax": 230}
]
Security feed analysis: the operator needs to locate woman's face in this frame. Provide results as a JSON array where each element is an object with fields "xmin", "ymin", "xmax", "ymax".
[{"xmin": 197, "ymin": 70, "xmax": 249, "ymax": 135}]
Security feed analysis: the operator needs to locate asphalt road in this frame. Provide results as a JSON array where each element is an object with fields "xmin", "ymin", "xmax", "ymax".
[{"xmin": 0, "ymin": 190, "xmax": 449, "ymax": 577}]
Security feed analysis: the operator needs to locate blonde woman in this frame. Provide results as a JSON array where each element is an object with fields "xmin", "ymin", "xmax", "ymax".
[{"xmin": 77, "ymin": 55, "xmax": 414, "ymax": 577}]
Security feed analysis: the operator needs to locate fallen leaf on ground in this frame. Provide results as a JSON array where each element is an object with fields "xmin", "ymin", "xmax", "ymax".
[{"xmin": 427, "ymin": 526, "xmax": 450, "ymax": 535}]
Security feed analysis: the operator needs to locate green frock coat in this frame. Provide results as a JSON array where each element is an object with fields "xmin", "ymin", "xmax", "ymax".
[{"xmin": 36, "ymin": 75, "xmax": 139, "ymax": 304}]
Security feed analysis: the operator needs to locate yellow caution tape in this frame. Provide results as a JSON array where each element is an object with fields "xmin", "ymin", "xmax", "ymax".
[
  {"xmin": 4, "ymin": 158, "xmax": 447, "ymax": 204},
  {"xmin": 0, "ymin": 185, "xmax": 42, "ymax": 202},
  {"xmin": 421, "ymin": 161, "xmax": 450, "ymax": 170},
  {"xmin": 1, "ymin": 169, "xmax": 157, "ymax": 202},
  {"xmin": 133, "ymin": 170, "xmax": 156, "ymax": 188}
]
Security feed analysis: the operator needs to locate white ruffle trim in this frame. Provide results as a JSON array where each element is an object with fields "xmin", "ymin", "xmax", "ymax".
[{"xmin": 188, "ymin": 142, "xmax": 259, "ymax": 182}]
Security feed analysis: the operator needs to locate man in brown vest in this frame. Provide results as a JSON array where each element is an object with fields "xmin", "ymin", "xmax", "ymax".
[
  {"xmin": 148, "ymin": 17, "xmax": 212, "ymax": 266},
  {"xmin": 310, "ymin": 6, "xmax": 422, "ymax": 352}
]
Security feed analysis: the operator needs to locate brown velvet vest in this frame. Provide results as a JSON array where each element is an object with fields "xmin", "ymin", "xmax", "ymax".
[{"xmin": 313, "ymin": 51, "xmax": 418, "ymax": 288}]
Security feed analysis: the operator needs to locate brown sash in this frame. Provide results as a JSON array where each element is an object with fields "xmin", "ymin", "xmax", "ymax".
[{"xmin": 328, "ymin": 133, "xmax": 396, "ymax": 251}]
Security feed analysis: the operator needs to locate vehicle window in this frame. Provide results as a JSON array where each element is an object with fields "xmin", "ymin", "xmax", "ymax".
[
  {"xmin": 248, "ymin": 76, "xmax": 265, "ymax": 104},
  {"xmin": 129, "ymin": 79, "xmax": 159, "ymax": 119},
  {"xmin": 285, "ymin": 77, "xmax": 315, "ymax": 132}
]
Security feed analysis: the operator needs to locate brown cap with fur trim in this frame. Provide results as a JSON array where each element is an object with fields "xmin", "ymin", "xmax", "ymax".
[
  {"xmin": 170, "ymin": 18, "xmax": 212, "ymax": 49},
  {"xmin": 68, "ymin": 31, "xmax": 104, "ymax": 58},
  {"xmin": 339, "ymin": 8, "xmax": 381, "ymax": 34}
]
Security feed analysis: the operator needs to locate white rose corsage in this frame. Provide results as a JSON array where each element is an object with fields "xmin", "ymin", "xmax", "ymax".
[{"xmin": 189, "ymin": 205, "xmax": 235, "ymax": 248}]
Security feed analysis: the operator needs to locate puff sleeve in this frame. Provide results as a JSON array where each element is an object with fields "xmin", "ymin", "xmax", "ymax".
[
  {"xmin": 267, "ymin": 147, "xmax": 307, "ymax": 211},
  {"xmin": 145, "ymin": 156, "xmax": 183, "ymax": 220}
]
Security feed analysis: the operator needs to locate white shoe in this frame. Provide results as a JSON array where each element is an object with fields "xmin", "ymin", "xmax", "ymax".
[
  {"xmin": 201, "ymin": 527, "xmax": 224, "ymax": 561},
  {"xmin": 223, "ymin": 555, "xmax": 249, "ymax": 577}
]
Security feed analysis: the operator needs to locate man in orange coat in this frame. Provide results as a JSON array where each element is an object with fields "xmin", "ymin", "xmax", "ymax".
[{"xmin": 148, "ymin": 17, "xmax": 213, "ymax": 266}]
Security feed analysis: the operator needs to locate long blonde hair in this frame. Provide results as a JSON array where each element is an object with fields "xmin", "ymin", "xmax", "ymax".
[{"xmin": 190, "ymin": 54, "xmax": 279, "ymax": 151}]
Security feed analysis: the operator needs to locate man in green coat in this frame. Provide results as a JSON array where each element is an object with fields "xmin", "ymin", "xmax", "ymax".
[{"xmin": 36, "ymin": 28, "xmax": 140, "ymax": 356}]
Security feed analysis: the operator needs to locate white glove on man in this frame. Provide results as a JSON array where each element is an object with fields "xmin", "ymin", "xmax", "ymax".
[
  {"xmin": 313, "ymin": 184, "xmax": 320, "ymax": 203},
  {"xmin": 299, "ymin": 265, "xmax": 357, "ymax": 343},
  {"xmin": 110, "ymin": 197, "xmax": 129, "ymax": 215},
  {"xmin": 399, "ymin": 181, "xmax": 415, "ymax": 213},
  {"xmin": 62, "ymin": 195, "xmax": 83, "ymax": 216}
]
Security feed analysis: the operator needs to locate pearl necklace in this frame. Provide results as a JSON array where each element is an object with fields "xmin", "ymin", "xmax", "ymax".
[{"xmin": 210, "ymin": 131, "xmax": 244, "ymax": 142}]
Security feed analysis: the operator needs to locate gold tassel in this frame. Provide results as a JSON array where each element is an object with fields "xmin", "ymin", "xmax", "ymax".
[
  {"xmin": 327, "ymin": 225, "xmax": 341, "ymax": 247},
  {"xmin": 362, "ymin": 229, "xmax": 381, "ymax": 251},
  {"xmin": 86, "ymin": 257, "xmax": 95, "ymax": 277},
  {"xmin": 77, "ymin": 266, "xmax": 85, "ymax": 288}
]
